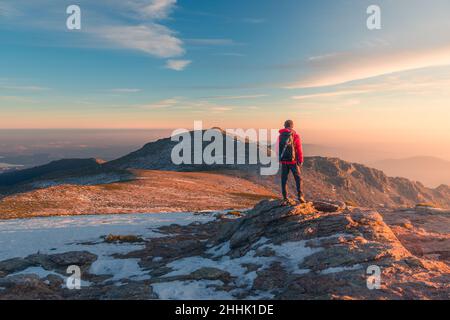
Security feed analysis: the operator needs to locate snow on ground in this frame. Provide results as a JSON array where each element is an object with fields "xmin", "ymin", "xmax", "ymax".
[
  {"xmin": 89, "ymin": 258, "xmax": 151, "ymax": 282},
  {"xmin": 0, "ymin": 212, "xmax": 215, "ymax": 261},
  {"xmin": 152, "ymin": 280, "xmax": 234, "ymax": 300},
  {"xmin": 9, "ymin": 266, "xmax": 93, "ymax": 288},
  {"xmin": 0, "ymin": 212, "xmax": 215, "ymax": 283},
  {"xmin": 0, "ymin": 212, "xmax": 359, "ymax": 299},
  {"xmin": 320, "ymin": 264, "xmax": 363, "ymax": 275},
  {"xmin": 10, "ymin": 266, "xmax": 63, "ymax": 279},
  {"xmin": 155, "ymin": 237, "xmax": 324, "ymax": 299}
]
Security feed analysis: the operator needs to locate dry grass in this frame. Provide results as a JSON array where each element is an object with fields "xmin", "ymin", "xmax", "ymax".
[
  {"xmin": 0, "ymin": 170, "xmax": 276, "ymax": 220},
  {"xmin": 230, "ymin": 192, "xmax": 273, "ymax": 201},
  {"xmin": 226, "ymin": 210, "xmax": 243, "ymax": 217},
  {"xmin": 344, "ymin": 200, "xmax": 359, "ymax": 207}
]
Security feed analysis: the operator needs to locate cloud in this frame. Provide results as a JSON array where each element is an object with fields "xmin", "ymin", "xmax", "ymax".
[
  {"xmin": 138, "ymin": 98, "xmax": 179, "ymax": 109},
  {"xmin": 286, "ymin": 44, "xmax": 450, "ymax": 89},
  {"xmin": 211, "ymin": 107, "xmax": 233, "ymax": 112},
  {"xmin": 214, "ymin": 53, "xmax": 246, "ymax": 57},
  {"xmin": 185, "ymin": 38, "xmax": 235, "ymax": 46},
  {"xmin": 95, "ymin": 24, "xmax": 184, "ymax": 58},
  {"xmin": 89, "ymin": 2, "xmax": 186, "ymax": 62},
  {"xmin": 138, "ymin": 0, "xmax": 177, "ymax": 19},
  {"xmin": 292, "ymin": 90, "xmax": 370, "ymax": 100},
  {"xmin": 202, "ymin": 94, "xmax": 267, "ymax": 100},
  {"xmin": 165, "ymin": 59, "xmax": 192, "ymax": 71},
  {"xmin": 4, "ymin": 1, "xmax": 186, "ymax": 62},
  {"xmin": 137, "ymin": 97, "xmax": 237, "ymax": 112},
  {"xmin": 0, "ymin": 85, "xmax": 49, "ymax": 91},
  {"xmin": 108, "ymin": 88, "xmax": 141, "ymax": 93},
  {"xmin": 0, "ymin": 95, "xmax": 37, "ymax": 103},
  {"xmin": 242, "ymin": 18, "xmax": 265, "ymax": 24},
  {"xmin": 289, "ymin": 70, "xmax": 450, "ymax": 107},
  {"xmin": 0, "ymin": 3, "xmax": 19, "ymax": 17}
]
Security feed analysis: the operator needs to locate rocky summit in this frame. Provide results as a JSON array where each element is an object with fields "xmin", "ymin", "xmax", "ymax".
[{"xmin": 1, "ymin": 200, "xmax": 448, "ymax": 300}]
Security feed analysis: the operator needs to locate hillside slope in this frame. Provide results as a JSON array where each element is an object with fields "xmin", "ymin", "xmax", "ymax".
[
  {"xmin": 0, "ymin": 158, "xmax": 131, "ymax": 195},
  {"xmin": 0, "ymin": 170, "xmax": 275, "ymax": 220}
]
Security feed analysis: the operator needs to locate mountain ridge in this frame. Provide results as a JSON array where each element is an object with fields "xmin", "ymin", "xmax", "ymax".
[{"xmin": 0, "ymin": 130, "xmax": 449, "ymax": 216}]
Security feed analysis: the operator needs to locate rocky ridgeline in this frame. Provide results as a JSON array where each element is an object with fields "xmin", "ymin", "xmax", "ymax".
[
  {"xmin": 0, "ymin": 200, "xmax": 448, "ymax": 300},
  {"xmin": 1, "ymin": 130, "xmax": 449, "ymax": 209},
  {"xmin": 106, "ymin": 131, "xmax": 450, "ymax": 208}
]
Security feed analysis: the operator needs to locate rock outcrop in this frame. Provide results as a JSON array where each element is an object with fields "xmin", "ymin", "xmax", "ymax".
[{"xmin": 1, "ymin": 200, "xmax": 447, "ymax": 300}]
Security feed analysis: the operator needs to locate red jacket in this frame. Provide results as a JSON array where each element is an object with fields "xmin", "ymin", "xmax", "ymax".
[{"xmin": 278, "ymin": 128, "xmax": 303, "ymax": 165}]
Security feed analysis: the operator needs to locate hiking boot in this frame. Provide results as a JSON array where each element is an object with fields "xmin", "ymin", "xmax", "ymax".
[
  {"xmin": 281, "ymin": 198, "xmax": 290, "ymax": 206},
  {"xmin": 297, "ymin": 195, "xmax": 306, "ymax": 204}
]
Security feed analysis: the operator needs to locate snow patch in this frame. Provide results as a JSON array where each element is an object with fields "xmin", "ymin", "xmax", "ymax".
[
  {"xmin": 0, "ymin": 212, "xmax": 215, "ymax": 284},
  {"xmin": 152, "ymin": 280, "xmax": 234, "ymax": 300},
  {"xmin": 320, "ymin": 264, "xmax": 363, "ymax": 275},
  {"xmin": 0, "ymin": 212, "xmax": 215, "ymax": 261},
  {"xmin": 9, "ymin": 266, "xmax": 63, "ymax": 279},
  {"xmin": 160, "ymin": 238, "xmax": 320, "ymax": 298},
  {"xmin": 89, "ymin": 258, "xmax": 150, "ymax": 281},
  {"xmin": 8, "ymin": 266, "xmax": 93, "ymax": 287}
]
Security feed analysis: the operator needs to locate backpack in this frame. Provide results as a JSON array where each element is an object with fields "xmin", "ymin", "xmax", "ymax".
[{"xmin": 279, "ymin": 131, "xmax": 296, "ymax": 162}]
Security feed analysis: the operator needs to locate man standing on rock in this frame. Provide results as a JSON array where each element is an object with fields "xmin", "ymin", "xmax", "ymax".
[{"xmin": 279, "ymin": 120, "xmax": 306, "ymax": 204}]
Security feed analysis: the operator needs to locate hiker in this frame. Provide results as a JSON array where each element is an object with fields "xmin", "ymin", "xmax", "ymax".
[{"xmin": 278, "ymin": 120, "xmax": 306, "ymax": 204}]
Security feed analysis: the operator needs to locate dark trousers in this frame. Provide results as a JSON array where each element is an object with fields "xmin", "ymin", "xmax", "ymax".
[{"xmin": 281, "ymin": 163, "xmax": 302, "ymax": 199}]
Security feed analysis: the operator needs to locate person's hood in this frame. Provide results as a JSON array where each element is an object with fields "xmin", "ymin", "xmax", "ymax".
[{"xmin": 279, "ymin": 128, "xmax": 295, "ymax": 134}]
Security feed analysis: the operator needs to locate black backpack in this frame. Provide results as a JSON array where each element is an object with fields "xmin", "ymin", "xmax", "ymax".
[{"xmin": 279, "ymin": 131, "xmax": 296, "ymax": 162}]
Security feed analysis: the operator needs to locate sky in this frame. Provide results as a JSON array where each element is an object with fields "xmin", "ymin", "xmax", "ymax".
[{"xmin": 1, "ymin": 0, "xmax": 450, "ymax": 160}]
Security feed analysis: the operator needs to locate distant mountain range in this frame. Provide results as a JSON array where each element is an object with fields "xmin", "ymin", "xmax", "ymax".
[{"xmin": 371, "ymin": 156, "xmax": 450, "ymax": 188}]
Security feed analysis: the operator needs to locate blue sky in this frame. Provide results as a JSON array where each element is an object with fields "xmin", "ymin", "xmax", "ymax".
[{"xmin": 1, "ymin": 0, "xmax": 450, "ymax": 159}]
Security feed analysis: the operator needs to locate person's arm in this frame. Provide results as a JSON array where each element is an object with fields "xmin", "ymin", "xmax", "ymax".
[{"xmin": 295, "ymin": 134, "xmax": 303, "ymax": 164}]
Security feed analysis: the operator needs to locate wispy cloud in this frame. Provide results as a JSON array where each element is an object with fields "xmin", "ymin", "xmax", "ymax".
[
  {"xmin": 137, "ymin": 97, "xmax": 237, "ymax": 112},
  {"xmin": 136, "ymin": 0, "xmax": 177, "ymax": 19},
  {"xmin": 242, "ymin": 18, "xmax": 265, "ymax": 24},
  {"xmin": 4, "ymin": 1, "xmax": 188, "ymax": 66},
  {"xmin": 138, "ymin": 98, "xmax": 180, "ymax": 109},
  {"xmin": 286, "ymin": 43, "xmax": 450, "ymax": 89},
  {"xmin": 214, "ymin": 52, "xmax": 246, "ymax": 57},
  {"xmin": 0, "ymin": 85, "xmax": 49, "ymax": 91},
  {"xmin": 292, "ymin": 90, "xmax": 369, "ymax": 100},
  {"xmin": 185, "ymin": 38, "xmax": 235, "ymax": 46},
  {"xmin": 95, "ymin": 24, "xmax": 184, "ymax": 58},
  {"xmin": 90, "ymin": 1, "xmax": 189, "ymax": 66},
  {"xmin": 290, "ymin": 71, "xmax": 450, "ymax": 104},
  {"xmin": 202, "ymin": 94, "xmax": 267, "ymax": 100},
  {"xmin": 0, "ymin": 2, "xmax": 19, "ymax": 17},
  {"xmin": 165, "ymin": 59, "xmax": 192, "ymax": 71},
  {"xmin": 108, "ymin": 88, "xmax": 141, "ymax": 93},
  {"xmin": 211, "ymin": 106, "xmax": 232, "ymax": 112},
  {"xmin": 0, "ymin": 95, "xmax": 37, "ymax": 103}
]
